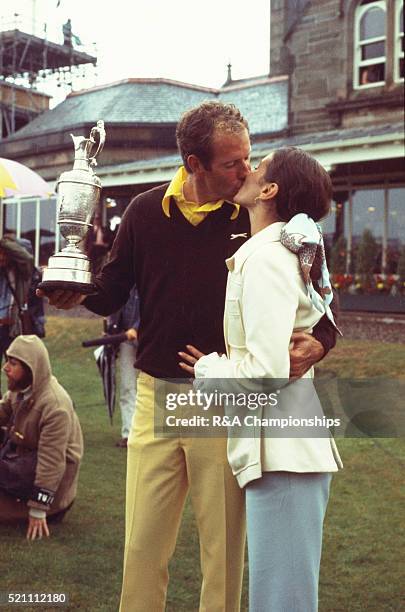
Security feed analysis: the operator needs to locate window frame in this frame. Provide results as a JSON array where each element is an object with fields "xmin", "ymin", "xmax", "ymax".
[
  {"xmin": 0, "ymin": 196, "xmax": 59, "ymax": 267},
  {"xmin": 354, "ymin": 0, "xmax": 387, "ymax": 89},
  {"xmin": 331, "ymin": 181, "xmax": 405, "ymax": 274},
  {"xmin": 394, "ymin": 0, "xmax": 404, "ymax": 82}
]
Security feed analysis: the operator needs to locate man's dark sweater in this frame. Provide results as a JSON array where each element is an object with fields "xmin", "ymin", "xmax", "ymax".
[{"xmin": 84, "ymin": 184, "xmax": 338, "ymax": 379}]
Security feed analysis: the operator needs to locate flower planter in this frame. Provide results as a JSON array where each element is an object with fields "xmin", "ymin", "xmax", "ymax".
[{"xmin": 339, "ymin": 293, "xmax": 405, "ymax": 313}]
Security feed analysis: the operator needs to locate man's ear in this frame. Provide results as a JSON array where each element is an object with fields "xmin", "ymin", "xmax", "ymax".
[
  {"xmin": 260, "ymin": 182, "xmax": 278, "ymax": 201},
  {"xmin": 187, "ymin": 154, "xmax": 204, "ymax": 174}
]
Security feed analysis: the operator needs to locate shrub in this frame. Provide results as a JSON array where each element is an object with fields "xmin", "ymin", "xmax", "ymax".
[
  {"xmin": 355, "ymin": 229, "xmax": 379, "ymax": 286},
  {"xmin": 397, "ymin": 245, "xmax": 405, "ymax": 291},
  {"xmin": 330, "ymin": 235, "xmax": 347, "ymax": 274},
  {"xmin": 397, "ymin": 246, "xmax": 405, "ymax": 279}
]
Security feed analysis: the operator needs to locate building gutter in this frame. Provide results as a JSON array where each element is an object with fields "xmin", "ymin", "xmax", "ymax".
[{"xmin": 96, "ymin": 130, "xmax": 404, "ymax": 187}]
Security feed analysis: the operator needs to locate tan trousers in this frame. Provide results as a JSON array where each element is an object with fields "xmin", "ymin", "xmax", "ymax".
[{"xmin": 119, "ymin": 372, "xmax": 246, "ymax": 612}]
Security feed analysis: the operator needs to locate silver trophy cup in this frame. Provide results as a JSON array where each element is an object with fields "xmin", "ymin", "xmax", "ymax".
[{"xmin": 39, "ymin": 120, "xmax": 106, "ymax": 294}]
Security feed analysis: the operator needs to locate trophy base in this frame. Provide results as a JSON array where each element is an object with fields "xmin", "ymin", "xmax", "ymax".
[
  {"xmin": 38, "ymin": 280, "xmax": 96, "ymax": 295},
  {"xmin": 39, "ymin": 253, "xmax": 96, "ymax": 295}
]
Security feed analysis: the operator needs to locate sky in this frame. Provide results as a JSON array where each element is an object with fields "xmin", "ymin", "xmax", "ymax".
[{"xmin": 2, "ymin": 0, "xmax": 271, "ymax": 104}]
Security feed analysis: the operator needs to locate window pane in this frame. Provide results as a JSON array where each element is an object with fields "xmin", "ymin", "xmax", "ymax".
[
  {"xmin": 321, "ymin": 194, "xmax": 349, "ymax": 268},
  {"xmin": 388, "ymin": 188, "xmax": 405, "ymax": 273},
  {"xmin": 20, "ymin": 198, "xmax": 37, "ymax": 253},
  {"xmin": 388, "ymin": 188, "xmax": 405, "ymax": 244},
  {"xmin": 3, "ymin": 203, "xmax": 17, "ymax": 237},
  {"xmin": 360, "ymin": 7, "xmax": 385, "ymax": 40},
  {"xmin": 352, "ymin": 189, "xmax": 384, "ymax": 243},
  {"xmin": 320, "ymin": 205, "xmax": 336, "ymax": 242},
  {"xmin": 359, "ymin": 62, "xmax": 385, "ymax": 84},
  {"xmin": 361, "ymin": 40, "xmax": 385, "ymax": 59},
  {"xmin": 352, "ymin": 189, "xmax": 384, "ymax": 273},
  {"xmin": 39, "ymin": 198, "xmax": 57, "ymax": 267}
]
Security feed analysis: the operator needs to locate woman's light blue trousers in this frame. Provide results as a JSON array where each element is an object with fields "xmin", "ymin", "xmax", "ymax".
[{"xmin": 246, "ymin": 471, "xmax": 332, "ymax": 612}]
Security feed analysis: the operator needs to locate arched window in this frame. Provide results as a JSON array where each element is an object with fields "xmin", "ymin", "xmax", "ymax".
[
  {"xmin": 395, "ymin": 0, "xmax": 404, "ymax": 81},
  {"xmin": 354, "ymin": 0, "xmax": 387, "ymax": 88}
]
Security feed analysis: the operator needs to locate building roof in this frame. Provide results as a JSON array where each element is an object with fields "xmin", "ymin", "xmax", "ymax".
[
  {"xmin": 255, "ymin": 122, "xmax": 405, "ymax": 151},
  {"xmin": 92, "ymin": 122, "xmax": 404, "ymax": 189},
  {"xmin": 7, "ymin": 76, "xmax": 288, "ymax": 140}
]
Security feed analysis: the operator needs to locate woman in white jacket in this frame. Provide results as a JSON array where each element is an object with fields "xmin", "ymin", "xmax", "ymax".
[{"xmin": 179, "ymin": 147, "xmax": 342, "ymax": 612}]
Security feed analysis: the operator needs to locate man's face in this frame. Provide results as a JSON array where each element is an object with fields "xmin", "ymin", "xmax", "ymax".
[
  {"xmin": 3, "ymin": 357, "xmax": 30, "ymax": 391},
  {"xmin": 196, "ymin": 128, "xmax": 251, "ymax": 202}
]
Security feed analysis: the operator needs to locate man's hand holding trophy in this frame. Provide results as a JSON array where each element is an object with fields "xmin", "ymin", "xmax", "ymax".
[{"xmin": 37, "ymin": 120, "xmax": 106, "ymax": 309}]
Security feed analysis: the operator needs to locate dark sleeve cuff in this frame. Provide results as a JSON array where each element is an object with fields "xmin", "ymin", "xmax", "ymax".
[
  {"xmin": 313, "ymin": 290, "xmax": 340, "ymax": 357},
  {"xmin": 30, "ymin": 486, "xmax": 55, "ymax": 507}
]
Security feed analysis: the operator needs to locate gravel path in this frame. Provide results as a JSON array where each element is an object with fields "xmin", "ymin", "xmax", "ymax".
[{"xmin": 339, "ymin": 312, "xmax": 405, "ymax": 343}]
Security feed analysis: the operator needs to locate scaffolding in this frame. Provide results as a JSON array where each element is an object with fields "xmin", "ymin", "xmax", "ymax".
[{"xmin": 0, "ymin": 14, "xmax": 97, "ymax": 139}]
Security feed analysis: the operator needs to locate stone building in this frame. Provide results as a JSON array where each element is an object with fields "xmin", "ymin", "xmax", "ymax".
[
  {"xmin": 0, "ymin": 0, "xmax": 403, "ymax": 275},
  {"xmin": 269, "ymin": 0, "xmax": 404, "ymax": 273}
]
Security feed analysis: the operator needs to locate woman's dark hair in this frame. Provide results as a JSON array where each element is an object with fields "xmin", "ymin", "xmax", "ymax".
[{"xmin": 264, "ymin": 147, "xmax": 332, "ymax": 222}]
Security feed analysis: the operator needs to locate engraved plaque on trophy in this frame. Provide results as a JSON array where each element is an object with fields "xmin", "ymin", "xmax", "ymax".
[{"xmin": 39, "ymin": 120, "xmax": 106, "ymax": 294}]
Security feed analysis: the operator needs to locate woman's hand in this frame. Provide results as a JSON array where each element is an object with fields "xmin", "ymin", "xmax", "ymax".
[{"xmin": 178, "ymin": 344, "xmax": 206, "ymax": 376}]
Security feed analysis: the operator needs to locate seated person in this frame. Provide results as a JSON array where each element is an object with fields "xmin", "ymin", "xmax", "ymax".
[{"xmin": 0, "ymin": 335, "xmax": 83, "ymax": 540}]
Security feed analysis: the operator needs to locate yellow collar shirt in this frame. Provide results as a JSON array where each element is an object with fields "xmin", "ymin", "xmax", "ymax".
[{"xmin": 162, "ymin": 166, "xmax": 239, "ymax": 226}]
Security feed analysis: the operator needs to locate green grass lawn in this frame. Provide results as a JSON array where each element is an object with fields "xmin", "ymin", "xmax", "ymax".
[{"xmin": 0, "ymin": 317, "xmax": 404, "ymax": 611}]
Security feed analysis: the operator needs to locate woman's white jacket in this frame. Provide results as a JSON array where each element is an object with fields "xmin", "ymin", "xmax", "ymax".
[{"xmin": 195, "ymin": 222, "xmax": 342, "ymax": 488}]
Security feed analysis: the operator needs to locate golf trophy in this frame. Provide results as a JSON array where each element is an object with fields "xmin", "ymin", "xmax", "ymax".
[{"xmin": 39, "ymin": 120, "xmax": 106, "ymax": 294}]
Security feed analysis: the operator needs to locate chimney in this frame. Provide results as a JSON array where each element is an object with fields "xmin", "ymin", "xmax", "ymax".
[
  {"xmin": 223, "ymin": 62, "xmax": 233, "ymax": 86},
  {"xmin": 270, "ymin": 0, "xmax": 308, "ymax": 76},
  {"xmin": 270, "ymin": 0, "xmax": 288, "ymax": 75}
]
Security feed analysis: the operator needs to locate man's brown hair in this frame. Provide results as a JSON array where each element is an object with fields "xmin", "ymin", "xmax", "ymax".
[{"xmin": 176, "ymin": 101, "xmax": 249, "ymax": 172}]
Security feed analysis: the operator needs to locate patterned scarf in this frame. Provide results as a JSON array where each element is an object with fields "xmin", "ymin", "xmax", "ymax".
[{"xmin": 280, "ymin": 213, "xmax": 342, "ymax": 335}]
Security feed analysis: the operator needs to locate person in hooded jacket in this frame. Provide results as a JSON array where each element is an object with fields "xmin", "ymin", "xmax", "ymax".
[{"xmin": 0, "ymin": 335, "xmax": 83, "ymax": 540}]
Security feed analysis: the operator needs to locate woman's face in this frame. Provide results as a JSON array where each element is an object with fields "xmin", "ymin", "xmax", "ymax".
[{"xmin": 233, "ymin": 154, "xmax": 273, "ymax": 207}]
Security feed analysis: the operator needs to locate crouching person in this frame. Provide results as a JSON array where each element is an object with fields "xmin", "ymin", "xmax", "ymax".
[{"xmin": 0, "ymin": 335, "xmax": 83, "ymax": 540}]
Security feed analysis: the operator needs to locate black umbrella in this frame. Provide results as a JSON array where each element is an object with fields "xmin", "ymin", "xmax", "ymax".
[
  {"xmin": 93, "ymin": 342, "xmax": 118, "ymax": 424},
  {"xmin": 83, "ymin": 333, "xmax": 138, "ymax": 423},
  {"xmin": 82, "ymin": 333, "xmax": 125, "ymax": 423}
]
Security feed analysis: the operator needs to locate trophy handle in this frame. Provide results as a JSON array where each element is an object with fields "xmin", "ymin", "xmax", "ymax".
[{"xmin": 89, "ymin": 120, "xmax": 106, "ymax": 167}]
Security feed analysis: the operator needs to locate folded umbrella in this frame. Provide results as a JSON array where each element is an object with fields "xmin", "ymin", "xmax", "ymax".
[
  {"xmin": 84, "ymin": 332, "xmax": 138, "ymax": 423},
  {"xmin": 93, "ymin": 344, "xmax": 118, "ymax": 424}
]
